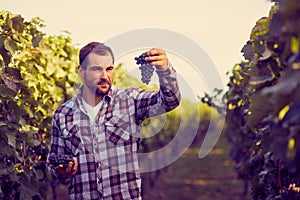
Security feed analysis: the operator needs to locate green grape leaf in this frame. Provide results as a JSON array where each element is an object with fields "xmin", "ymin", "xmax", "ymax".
[
  {"xmin": 241, "ymin": 41, "xmax": 254, "ymax": 61},
  {"xmin": 253, "ymin": 36, "xmax": 266, "ymax": 55},
  {"xmin": 247, "ymin": 93, "xmax": 273, "ymax": 128},
  {"xmin": 0, "ymin": 138, "xmax": 14, "ymax": 155},
  {"xmin": 260, "ymin": 70, "xmax": 300, "ymax": 113},
  {"xmin": 248, "ymin": 75, "xmax": 274, "ymax": 88},
  {"xmin": 4, "ymin": 39, "xmax": 18, "ymax": 55},
  {"xmin": 0, "ymin": 40, "xmax": 11, "ymax": 65},
  {"xmin": 32, "ymin": 34, "xmax": 44, "ymax": 48},
  {"xmin": 268, "ymin": 11, "xmax": 282, "ymax": 37},
  {"xmin": 280, "ymin": 104, "xmax": 300, "ymax": 128},
  {"xmin": 11, "ymin": 15, "xmax": 24, "ymax": 33},
  {"xmin": 0, "ymin": 83, "xmax": 17, "ymax": 97},
  {"xmin": 0, "ymin": 125, "xmax": 17, "ymax": 149}
]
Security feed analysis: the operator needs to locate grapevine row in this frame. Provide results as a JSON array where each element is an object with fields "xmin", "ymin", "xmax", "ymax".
[{"xmin": 218, "ymin": 1, "xmax": 300, "ymax": 199}]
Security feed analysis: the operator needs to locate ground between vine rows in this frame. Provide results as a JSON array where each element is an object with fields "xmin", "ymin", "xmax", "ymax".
[{"xmin": 142, "ymin": 131, "xmax": 252, "ymax": 200}]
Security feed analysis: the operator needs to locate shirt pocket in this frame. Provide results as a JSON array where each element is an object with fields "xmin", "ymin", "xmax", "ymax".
[
  {"xmin": 105, "ymin": 114, "xmax": 136, "ymax": 151},
  {"xmin": 60, "ymin": 124, "xmax": 82, "ymax": 155}
]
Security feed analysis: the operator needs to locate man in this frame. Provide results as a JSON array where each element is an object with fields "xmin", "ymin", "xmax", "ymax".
[{"xmin": 47, "ymin": 42, "xmax": 181, "ymax": 199}]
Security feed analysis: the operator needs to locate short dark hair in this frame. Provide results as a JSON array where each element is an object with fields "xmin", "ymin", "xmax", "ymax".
[{"xmin": 79, "ymin": 42, "xmax": 114, "ymax": 68}]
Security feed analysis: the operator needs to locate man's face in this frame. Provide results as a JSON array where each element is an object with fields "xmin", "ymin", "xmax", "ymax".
[{"xmin": 79, "ymin": 52, "xmax": 114, "ymax": 97}]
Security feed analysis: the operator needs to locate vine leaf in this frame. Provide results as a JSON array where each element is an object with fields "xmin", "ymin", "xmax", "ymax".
[
  {"xmin": 241, "ymin": 41, "xmax": 254, "ymax": 61},
  {"xmin": 0, "ymin": 38, "xmax": 11, "ymax": 65},
  {"xmin": 4, "ymin": 39, "xmax": 18, "ymax": 55},
  {"xmin": 268, "ymin": 11, "xmax": 283, "ymax": 37},
  {"xmin": 247, "ymin": 93, "xmax": 273, "ymax": 128},
  {"xmin": 11, "ymin": 15, "xmax": 24, "ymax": 33},
  {"xmin": 260, "ymin": 70, "xmax": 300, "ymax": 113},
  {"xmin": 6, "ymin": 131, "xmax": 16, "ymax": 148},
  {"xmin": 0, "ymin": 84, "xmax": 17, "ymax": 98}
]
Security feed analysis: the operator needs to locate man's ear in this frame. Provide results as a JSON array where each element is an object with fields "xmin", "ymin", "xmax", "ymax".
[{"xmin": 78, "ymin": 65, "xmax": 84, "ymax": 79}]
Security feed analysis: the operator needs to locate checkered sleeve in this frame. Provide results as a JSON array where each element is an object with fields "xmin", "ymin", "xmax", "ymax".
[
  {"xmin": 135, "ymin": 63, "xmax": 181, "ymax": 122},
  {"xmin": 46, "ymin": 112, "xmax": 67, "ymax": 178}
]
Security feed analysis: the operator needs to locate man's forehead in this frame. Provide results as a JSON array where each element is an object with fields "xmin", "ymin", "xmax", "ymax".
[
  {"xmin": 87, "ymin": 52, "xmax": 112, "ymax": 59},
  {"xmin": 83, "ymin": 52, "xmax": 113, "ymax": 65}
]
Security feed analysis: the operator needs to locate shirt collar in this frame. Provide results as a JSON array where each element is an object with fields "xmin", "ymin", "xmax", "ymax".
[{"xmin": 76, "ymin": 86, "xmax": 113, "ymax": 107}]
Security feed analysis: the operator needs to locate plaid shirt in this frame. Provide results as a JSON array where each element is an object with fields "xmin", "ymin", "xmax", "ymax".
[{"xmin": 48, "ymin": 65, "xmax": 180, "ymax": 200}]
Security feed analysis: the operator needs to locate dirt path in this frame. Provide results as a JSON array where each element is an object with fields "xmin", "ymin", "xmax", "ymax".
[{"xmin": 142, "ymin": 133, "xmax": 252, "ymax": 200}]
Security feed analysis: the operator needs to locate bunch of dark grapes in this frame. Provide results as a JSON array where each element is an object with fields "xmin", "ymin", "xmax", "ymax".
[
  {"xmin": 135, "ymin": 52, "xmax": 155, "ymax": 85},
  {"xmin": 48, "ymin": 153, "xmax": 74, "ymax": 168}
]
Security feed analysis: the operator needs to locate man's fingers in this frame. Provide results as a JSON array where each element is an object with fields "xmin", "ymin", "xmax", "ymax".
[
  {"xmin": 144, "ymin": 48, "xmax": 168, "ymax": 69},
  {"xmin": 145, "ymin": 54, "xmax": 165, "ymax": 62},
  {"xmin": 54, "ymin": 157, "xmax": 78, "ymax": 176},
  {"xmin": 67, "ymin": 157, "xmax": 78, "ymax": 175},
  {"xmin": 71, "ymin": 157, "xmax": 78, "ymax": 175},
  {"xmin": 147, "ymin": 48, "xmax": 165, "ymax": 56},
  {"xmin": 149, "ymin": 60, "xmax": 165, "ymax": 67},
  {"xmin": 65, "ymin": 162, "xmax": 73, "ymax": 173}
]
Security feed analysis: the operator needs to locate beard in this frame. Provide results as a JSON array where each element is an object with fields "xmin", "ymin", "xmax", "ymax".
[
  {"xmin": 84, "ymin": 74, "xmax": 112, "ymax": 97},
  {"xmin": 90, "ymin": 81, "xmax": 111, "ymax": 96},
  {"xmin": 95, "ymin": 81, "xmax": 111, "ymax": 96}
]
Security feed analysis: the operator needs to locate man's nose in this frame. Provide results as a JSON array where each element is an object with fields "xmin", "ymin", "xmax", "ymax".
[{"xmin": 100, "ymin": 70, "xmax": 108, "ymax": 79}]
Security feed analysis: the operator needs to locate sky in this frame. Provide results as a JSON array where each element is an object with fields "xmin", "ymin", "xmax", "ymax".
[{"xmin": 1, "ymin": 0, "xmax": 273, "ymax": 98}]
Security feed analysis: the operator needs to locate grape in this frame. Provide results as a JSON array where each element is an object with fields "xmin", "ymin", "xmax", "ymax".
[
  {"xmin": 134, "ymin": 52, "xmax": 155, "ymax": 85},
  {"xmin": 48, "ymin": 153, "xmax": 74, "ymax": 168}
]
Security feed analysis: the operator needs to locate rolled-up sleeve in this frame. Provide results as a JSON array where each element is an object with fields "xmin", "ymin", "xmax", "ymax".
[
  {"xmin": 135, "ymin": 63, "xmax": 181, "ymax": 122},
  {"xmin": 156, "ymin": 63, "xmax": 181, "ymax": 111}
]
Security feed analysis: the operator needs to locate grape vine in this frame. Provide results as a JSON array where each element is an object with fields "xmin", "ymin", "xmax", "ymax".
[
  {"xmin": 220, "ymin": 0, "xmax": 300, "ymax": 199},
  {"xmin": 0, "ymin": 11, "xmax": 79, "ymax": 199}
]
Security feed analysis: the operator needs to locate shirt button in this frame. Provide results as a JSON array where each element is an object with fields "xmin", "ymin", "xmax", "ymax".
[{"xmin": 93, "ymin": 139, "xmax": 97, "ymax": 145}]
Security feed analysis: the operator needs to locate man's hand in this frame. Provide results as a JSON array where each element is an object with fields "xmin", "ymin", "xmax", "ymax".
[
  {"xmin": 47, "ymin": 157, "xmax": 78, "ymax": 178},
  {"xmin": 145, "ymin": 48, "xmax": 169, "ymax": 70}
]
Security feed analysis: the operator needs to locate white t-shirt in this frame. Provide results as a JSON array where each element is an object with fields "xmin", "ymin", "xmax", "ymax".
[{"xmin": 82, "ymin": 99, "xmax": 104, "ymax": 122}]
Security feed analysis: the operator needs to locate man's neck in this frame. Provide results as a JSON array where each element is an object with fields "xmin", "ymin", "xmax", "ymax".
[{"xmin": 82, "ymin": 87, "xmax": 103, "ymax": 107}]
